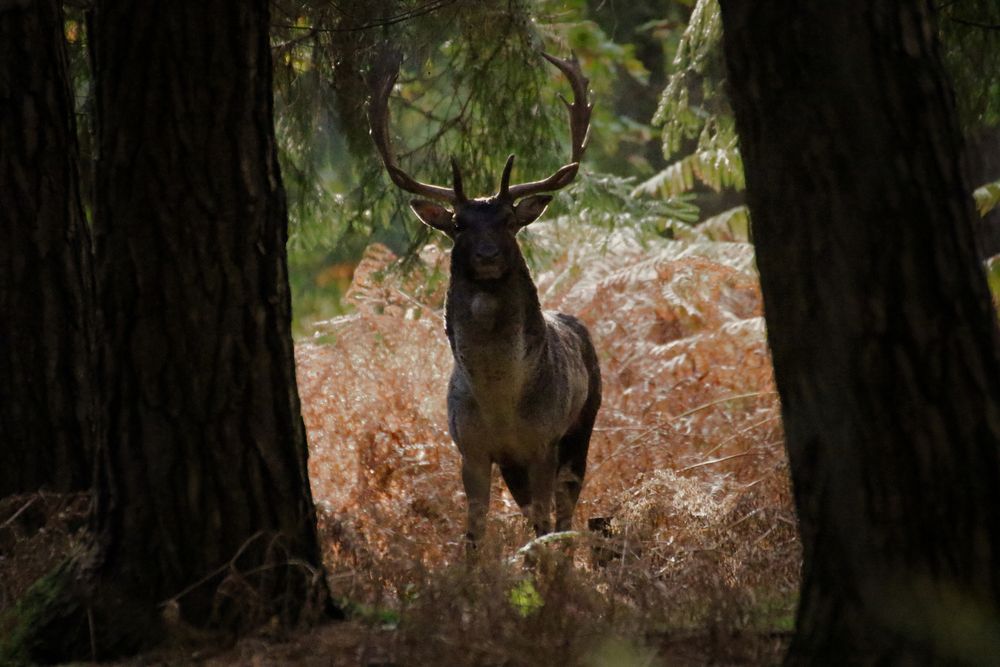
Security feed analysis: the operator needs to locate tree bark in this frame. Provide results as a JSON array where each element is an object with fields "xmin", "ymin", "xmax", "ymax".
[
  {"xmin": 71, "ymin": 0, "xmax": 326, "ymax": 657},
  {"xmin": 720, "ymin": 1, "xmax": 1000, "ymax": 663},
  {"xmin": 0, "ymin": 0, "xmax": 97, "ymax": 495}
]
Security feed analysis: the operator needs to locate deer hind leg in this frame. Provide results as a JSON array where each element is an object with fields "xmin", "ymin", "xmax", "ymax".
[
  {"xmin": 554, "ymin": 466, "xmax": 584, "ymax": 532},
  {"xmin": 555, "ymin": 407, "xmax": 598, "ymax": 532},
  {"xmin": 461, "ymin": 455, "xmax": 492, "ymax": 547}
]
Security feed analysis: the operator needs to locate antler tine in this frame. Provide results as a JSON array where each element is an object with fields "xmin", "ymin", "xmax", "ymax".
[
  {"xmin": 545, "ymin": 52, "xmax": 592, "ymax": 163},
  {"xmin": 367, "ymin": 51, "xmax": 457, "ymax": 204},
  {"xmin": 497, "ymin": 154, "xmax": 515, "ymax": 198},
  {"xmin": 506, "ymin": 52, "xmax": 593, "ymax": 200}
]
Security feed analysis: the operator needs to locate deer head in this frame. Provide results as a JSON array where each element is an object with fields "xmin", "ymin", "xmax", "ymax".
[{"xmin": 368, "ymin": 52, "xmax": 592, "ymax": 281}]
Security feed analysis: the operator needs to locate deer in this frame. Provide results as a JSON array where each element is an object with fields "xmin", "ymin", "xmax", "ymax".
[{"xmin": 368, "ymin": 52, "xmax": 602, "ymax": 549}]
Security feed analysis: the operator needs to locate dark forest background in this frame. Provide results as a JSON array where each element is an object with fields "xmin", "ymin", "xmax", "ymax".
[{"xmin": 2, "ymin": 0, "xmax": 1000, "ymax": 664}]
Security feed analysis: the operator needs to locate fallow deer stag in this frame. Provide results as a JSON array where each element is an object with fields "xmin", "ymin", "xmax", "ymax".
[{"xmin": 368, "ymin": 52, "xmax": 602, "ymax": 548}]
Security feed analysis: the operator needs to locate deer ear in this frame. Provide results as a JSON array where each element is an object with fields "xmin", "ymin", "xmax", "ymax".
[
  {"xmin": 410, "ymin": 200, "xmax": 455, "ymax": 234},
  {"xmin": 513, "ymin": 195, "xmax": 553, "ymax": 227}
]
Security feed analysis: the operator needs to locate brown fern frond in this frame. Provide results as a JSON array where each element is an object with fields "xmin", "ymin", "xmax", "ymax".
[{"xmin": 294, "ymin": 224, "xmax": 796, "ymax": 639}]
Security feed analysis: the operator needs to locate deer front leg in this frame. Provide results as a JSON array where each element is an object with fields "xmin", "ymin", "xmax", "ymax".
[{"xmin": 461, "ymin": 454, "xmax": 492, "ymax": 548}]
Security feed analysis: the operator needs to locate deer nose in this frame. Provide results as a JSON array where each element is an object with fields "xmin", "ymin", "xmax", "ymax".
[{"xmin": 476, "ymin": 245, "xmax": 500, "ymax": 262}]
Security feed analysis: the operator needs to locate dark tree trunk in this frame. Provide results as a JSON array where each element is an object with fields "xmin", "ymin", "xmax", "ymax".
[
  {"xmin": 720, "ymin": 1, "xmax": 1000, "ymax": 663},
  {"xmin": 40, "ymin": 0, "xmax": 327, "ymax": 657},
  {"xmin": 0, "ymin": 0, "xmax": 97, "ymax": 495}
]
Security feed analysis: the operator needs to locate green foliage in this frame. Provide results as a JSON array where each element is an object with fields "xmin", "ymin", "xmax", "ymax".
[
  {"xmin": 640, "ymin": 0, "xmax": 1000, "ymax": 243},
  {"xmin": 985, "ymin": 255, "xmax": 1000, "ymax": 305},
  {"xmin": 534, "ymin": 0, "xmax": 650, "ymax": 86},
  {"xmin": 272, "ymin": 1, "xmax": 575, "ymax": 332},
  {"xmin": 974, "ymin": 178, "xmax": 1000, "ymax": 217},
  {"xmin": 0, "ymin": 559, "xmax": 113, "ymax": 666},
  {"xmin": 632, "ymin": 146, "xmax": 743, "ymax": 198},
  {"xmin": 272, "ymin": 0, "xmax": 574, "ymax": 253},
  {"xmin": 938, "ymin": 1, "xmax": 1000, "ymax": 129},
  {"xmin": 271, "ymin": 1, "xmax": 691, "ymax": 331},
  {"xmin": 337, "ymin": 597, "xmax": 401, "ymax": 627},
  {"xmin": 531, "ymin": 0, "xmax": 658, "ymax": 175},
  {"xmin": 270, "ymin": 0, "xmax": 681, "ymax": 248},
  {"xmin": 508, "ymin": 577, "xmax": 544, "ymax": 617},
  {"xmin": 694, "ymin": 204, "xmax": 750, "ymax": 242},
  {"xmin": 554, "ymin": 169, "xmax": 699, "ymax": 232},
  {"xmin": 652, "ymin": 0, "xmax": 732, "ymax": 162},
  {"xmin": 640, "ymin": 0, "xmax": 744, "ymax": 239}
]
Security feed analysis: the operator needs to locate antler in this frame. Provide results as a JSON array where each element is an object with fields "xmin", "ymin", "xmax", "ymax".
[
  {"xmin": 369, "ymin": 50, "xmax": 590, "ymax": 205},
  {"xmin": 368, "ymin": 51, "xmax": 462, "ymax": 204},
  {"xmin": 501, "ymin": 52, "xmax": 592, "ymax": 201}
]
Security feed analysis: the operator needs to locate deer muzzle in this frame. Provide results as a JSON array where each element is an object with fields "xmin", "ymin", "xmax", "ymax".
[{"xmin": 472, "ymin": 243, "xmax": 505, "ymax": 280}]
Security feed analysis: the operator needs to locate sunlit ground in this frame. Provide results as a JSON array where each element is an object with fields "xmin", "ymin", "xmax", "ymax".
[{"xmin": 295, "ymin": 220, "xmax": 801, "ymax": 663}]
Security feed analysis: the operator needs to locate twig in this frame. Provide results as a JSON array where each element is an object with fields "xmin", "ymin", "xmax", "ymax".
[
  {"xmin": 725, "ymin": 506, "xmax": 762, "ymax": 530},
  {"xmin": 508, "ymin": 530, "xmax": 580, "ymax": 564},
  {"xmin": 273, "ymin": 28, "xmax": 320, "ymax": 54},
  {"xmin": 273, "ymin": 0, "xmax": 462, "ymax": 33},
  {"xmin": 586, "ymin": 424, "xmax": 661, "ymax": 479},
  {"xmin": 591, "ymin": 391, "xmax": 778, "ymax": 477},
  {"xmin": 701, "ymin": 414, "xmax": 781, "ymax": 458},
  {"xmin": 949, "ymin": 16, "xmax": 1000, "ymax": 30},
  {"xmin": 159, "ymin": 531, "xmax": 268, "ymax": 608},
  {"xmin": 752, "ymin": 525, "xmax": 777, "ymax": 546},
  {"xmin": 1, "ymin": 495, "xmax": 38, "ymax": 529},
  {"xmin": 619, "ymin": 521, "xmax": 631, "ymax": 578},
  {"xmin": 671, "ymin": 391, "xmax": 777, "ymax": 421},
  {"xmin": 394, "ymin": 287, "xmax": 444, "ymax": 323},
  {"xmin": 234, "ymin": 556, "xmax": 321, "ymax": 582},
  {"xmin": 593, "ymin": 425, "xmax": 659, "ymax": 433},
  {"xmin": 678, "ymin": 450, "xmax": 751, "ymax": 472}
]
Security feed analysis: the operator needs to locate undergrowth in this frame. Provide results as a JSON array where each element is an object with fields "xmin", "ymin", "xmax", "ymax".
[
  {"xmin": 0, "ymin": 492, "xmax": 89, "ymax": 614},
  {"xmin": 297, "ymin": 216, "xmax": 800, "ymax": 664},
  {"xmin": 0, "ymin": 219, "xmax": 800, "ymax": 665}
]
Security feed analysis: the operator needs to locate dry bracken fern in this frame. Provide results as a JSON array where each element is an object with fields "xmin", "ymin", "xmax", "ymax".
[{"xmin": 295, "ymin": 221, "xmax": 799, "ymax": 651}]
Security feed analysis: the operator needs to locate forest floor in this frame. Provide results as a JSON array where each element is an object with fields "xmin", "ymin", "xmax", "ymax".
[{"xmin": 1, "ymin": 229, "xmax": 801, "ymax": 665}]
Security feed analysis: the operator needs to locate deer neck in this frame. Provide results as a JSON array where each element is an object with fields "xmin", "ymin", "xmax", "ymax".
[{"xmin": 445, "ymin": 262, "xmax": 547, "ymax": 397}]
